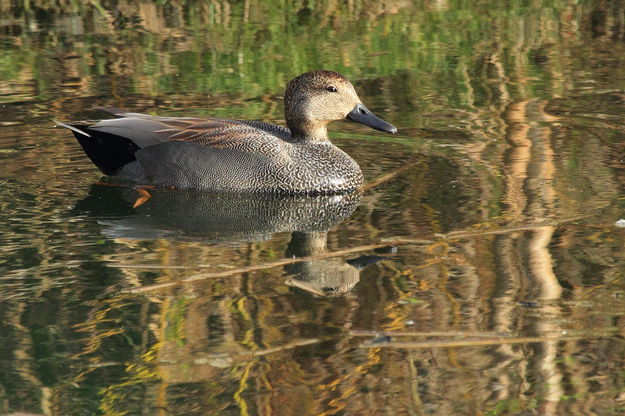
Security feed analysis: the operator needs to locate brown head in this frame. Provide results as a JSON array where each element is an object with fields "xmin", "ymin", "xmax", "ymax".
[{"xmin": 284, "ymin": 70, "xmax": 397, "ymax": 141}]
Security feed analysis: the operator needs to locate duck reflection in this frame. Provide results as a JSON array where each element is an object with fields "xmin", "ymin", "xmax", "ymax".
[
  {"xmin": 74, "ymin": 184, "xmax": 361, "ymax": 241},
  {"xmin": 74, "ymin": 184, "xmax": 386, "ymax": 296},
  {"xmin": 284, "ymin": 231, "xmax": 388, "ymax": 296}
]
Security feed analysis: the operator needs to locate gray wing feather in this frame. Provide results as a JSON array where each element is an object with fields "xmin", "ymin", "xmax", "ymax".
[{"xmin": 87, "ymin": 113, "xmax": 292, "ymax": 151}]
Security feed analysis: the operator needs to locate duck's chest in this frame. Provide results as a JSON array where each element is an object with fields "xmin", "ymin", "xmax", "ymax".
[{"xmin": 274, "ymin": 143, "xmax": 363, "ymax": 194}]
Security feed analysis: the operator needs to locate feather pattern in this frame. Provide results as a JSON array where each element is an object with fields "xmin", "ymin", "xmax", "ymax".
[{"xmin": 93, "ymin": 114, "xmax": 292, "ymax": 152}]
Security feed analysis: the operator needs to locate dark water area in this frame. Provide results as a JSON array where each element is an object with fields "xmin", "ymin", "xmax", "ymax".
[{"xmin": 3, "ymin": 1, "xmax": 625, "ymax": 415}]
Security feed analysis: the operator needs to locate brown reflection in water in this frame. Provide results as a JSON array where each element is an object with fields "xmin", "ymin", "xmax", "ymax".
[
  {"xmin": 1, "ymin": 302, "xmax": 51, "ymax": 415},
  {"xmin": 89, "ymin": 227, "xmax": 388, "ymax": 413},
  {"xmin": 502, "ymin": 98, "xmax": 563, "ymax": 415}
]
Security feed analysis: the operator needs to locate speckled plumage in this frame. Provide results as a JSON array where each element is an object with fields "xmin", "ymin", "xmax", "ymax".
[{"xmin": 58, "ymin": 70, "xmax": 396, "ymax": 195}]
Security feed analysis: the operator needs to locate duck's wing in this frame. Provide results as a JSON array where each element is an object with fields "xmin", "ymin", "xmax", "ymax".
[
  {"xmin": 157, "ymin": 118, "xmax": 292, "ymax": 148},
  {"xmin": 86, "ymin": 112, "xmax": 292, "ymax": 150}
]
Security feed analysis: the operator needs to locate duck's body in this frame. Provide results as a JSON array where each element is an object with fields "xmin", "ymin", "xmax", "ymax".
[
  {"xmin": 58, "ymin": 71, "xmax": 396, "ymax": 195},
  {"xmin": 70, "ymin": 113, "xmax": 364, "ymax": 194}
]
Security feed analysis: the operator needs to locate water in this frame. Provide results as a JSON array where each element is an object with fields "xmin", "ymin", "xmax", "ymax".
[{"xmin": 2, "ymin": 1, "xmax": 625, "ymax": 415}]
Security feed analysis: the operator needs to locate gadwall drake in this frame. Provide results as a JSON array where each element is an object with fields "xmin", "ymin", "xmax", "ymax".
[{"xmin": 57, "ymin": 70, "xmax": 397, "ymax": 195}]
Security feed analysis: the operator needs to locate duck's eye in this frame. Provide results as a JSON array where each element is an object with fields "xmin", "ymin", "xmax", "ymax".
[{"xmin": 326, "ymin": 86, "xmax": 337, "ymax": 93}]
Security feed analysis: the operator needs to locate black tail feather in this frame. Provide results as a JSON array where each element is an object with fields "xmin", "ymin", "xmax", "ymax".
[{"xmin": 65, "ymin": 123, "xmax": 140, "ymax": 175}]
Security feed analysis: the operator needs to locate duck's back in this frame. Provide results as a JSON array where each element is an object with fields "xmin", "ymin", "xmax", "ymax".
[{"xmin": 66, "ymin": 113, "xmax": 363, "ymax": 195}]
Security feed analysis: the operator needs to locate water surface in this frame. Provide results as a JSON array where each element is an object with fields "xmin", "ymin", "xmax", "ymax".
[{"xmin": 3, "ymin": 1, "xmax": 625, "ymax": 415}]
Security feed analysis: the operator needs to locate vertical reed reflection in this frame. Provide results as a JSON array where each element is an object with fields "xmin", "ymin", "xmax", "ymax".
[{"xmin": 502, "ymin": 98, "xmax": 564, "ymax": 414}]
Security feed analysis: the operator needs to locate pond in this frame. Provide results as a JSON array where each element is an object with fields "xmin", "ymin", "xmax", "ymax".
[{"xmin": 2, "ymin": 1, "xmax": 625, "ymax": 415}]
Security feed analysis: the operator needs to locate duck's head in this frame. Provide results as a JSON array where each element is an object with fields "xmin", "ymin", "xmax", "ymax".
[{"xmin": 285, "ymin": 70, "xmax": 397, "ymax": 141}]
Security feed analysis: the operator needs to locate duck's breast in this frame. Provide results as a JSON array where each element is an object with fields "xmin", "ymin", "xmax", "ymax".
[{"xmin": 276, "ymin": 142, "xmax": 363, "ymax": 194}]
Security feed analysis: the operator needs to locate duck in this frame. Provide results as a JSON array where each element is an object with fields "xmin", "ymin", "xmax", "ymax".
[{"xmin": 56, "ymin": 70, "xmax": 397, "ymax": 195}]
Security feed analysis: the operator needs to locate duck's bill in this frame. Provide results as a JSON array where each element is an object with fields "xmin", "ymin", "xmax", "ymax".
[{"xmin": 347, "ymin": 104, "xmax": 397, "ymax": 134}]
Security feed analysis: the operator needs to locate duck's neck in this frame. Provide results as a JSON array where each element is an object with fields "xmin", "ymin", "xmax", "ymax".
[{"xmin": 287, "ymin": 119, "xmax": 329, "ymax": 143}]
